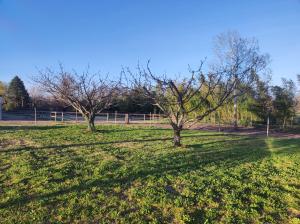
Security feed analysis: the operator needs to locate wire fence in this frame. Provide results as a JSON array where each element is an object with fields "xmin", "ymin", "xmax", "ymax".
[
  {"xmin": 1, "ymin": 110, "xmax": 299, "ymax": 136},
  {"xmin": 1, "ymin": 110, "xmax": 165, "ymax": 124}
]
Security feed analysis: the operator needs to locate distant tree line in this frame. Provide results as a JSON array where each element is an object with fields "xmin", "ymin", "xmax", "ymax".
[
  {"xmin": 215, "ymin": 77, "xmax": 297, "ymax": 129},
  {"xmin": 0, "ymin": 76, "xmax": 156, "ymax": 113}
]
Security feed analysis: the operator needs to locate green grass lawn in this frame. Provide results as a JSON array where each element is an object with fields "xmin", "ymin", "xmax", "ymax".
[{"xmin": 0, "ymin": 124, "xmax": 299, "ymax": 223}]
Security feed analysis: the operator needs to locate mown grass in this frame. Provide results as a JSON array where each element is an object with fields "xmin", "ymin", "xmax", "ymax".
[{"xmin": 0, "ymin": 124, "xmax": 299, "ymax": 223}]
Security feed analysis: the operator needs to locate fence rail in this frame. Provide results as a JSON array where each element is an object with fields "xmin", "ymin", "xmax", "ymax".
[
  {"xmin": 1, "ymin": 110, "xmax": 165, "ymax": 124},
  {"xmin": 1, "ymin": 110, "xmax": 299, "ymax": 135}
]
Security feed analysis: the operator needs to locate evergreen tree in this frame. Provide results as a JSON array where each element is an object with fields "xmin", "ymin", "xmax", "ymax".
[
  {"xmin": 271, "ymin": 79, "xmax": 296, "ymax": 128},
  {"xmin": 248, "ymin": 80, "xmax": 272, "ymax": 123},
  {"xmin": 7, "ymin": 76, "xmax": 30, "ymax": 110}
]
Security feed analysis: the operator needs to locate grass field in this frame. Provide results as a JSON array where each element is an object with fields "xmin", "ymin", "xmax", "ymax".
[{"xmin": 0, "ymin": 124, "xmax": 299, "ymax": 223}]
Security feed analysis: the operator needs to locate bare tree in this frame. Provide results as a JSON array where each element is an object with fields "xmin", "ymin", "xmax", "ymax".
[
  {"xmin": 34, "ymin": 65, "xmax": 118, "ymax": 131},
  {"xmin": 212, "ymin": 31, "xmax": 270, "ymax": 128},
  {"xmin": 129, "ymin": 34, "xmax": 268, "ymax": 147}
]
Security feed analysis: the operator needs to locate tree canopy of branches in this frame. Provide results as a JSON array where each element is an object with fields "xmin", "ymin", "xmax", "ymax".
[
  {"xmin": 29, "ymin": 87, "xmax": 66, "ymax": 111},
  {"xmin": 212, "ymin": 31, "xmax": 270, "ymax": 128},
  {"xmin": 129, "ymin": 32, "xmax": 268, "ymax": 147},
  {"xmin": 110, "ymin": 86, "xmax": 155, "ymax": 113},
  {"xmin": 34, "ymin": 65, "xmax": 118, "ymax": 131}
]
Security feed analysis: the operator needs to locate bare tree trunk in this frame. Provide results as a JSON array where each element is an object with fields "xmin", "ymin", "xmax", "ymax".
[
  {"xmin": 87, "ymin": 120, "xmax": 96, "ymax": 132},
  {"xmin": 282, "ymin": 118, "xmax": 286, "ymax": 130},
  {"xmin": 173, "ymin": 128, "xmax": 181, "ymax": 147},
  {"xmin": 85, "ymin": 114, "xmax": 96, "ymax": 132}
]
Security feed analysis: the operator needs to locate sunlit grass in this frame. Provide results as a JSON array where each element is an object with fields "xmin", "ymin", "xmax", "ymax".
[{"xmin": 0, "ymin": 124, "xmax": 299, "ymax": 223}]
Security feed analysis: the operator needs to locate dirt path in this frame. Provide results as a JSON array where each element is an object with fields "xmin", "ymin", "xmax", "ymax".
[{"xmin": 191, "ymin": 124, "xmax": 300, "ymax": 139}]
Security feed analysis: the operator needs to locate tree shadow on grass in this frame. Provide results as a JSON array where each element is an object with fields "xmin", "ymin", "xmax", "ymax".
[
  {"xmin": 0, "ymin": 136, "xmax": 271, "ymax": 210},
  {"xmin": 0, "ymin": 133, "xmax": 246, "ymax": 154},
  {"xmin": 0, "ymin": 124, "xmax": 167, "ymax": 133},
  {"xmin": 122, "ymin": 137, "xmax": 270, "ymax": 178},
  {"xmin": 0, "ymin": 125, "xmax": 65, "ymax": 132},
  {"xmin": 96, "ymin": 127, "xmax": 171, "ymax": 133}
]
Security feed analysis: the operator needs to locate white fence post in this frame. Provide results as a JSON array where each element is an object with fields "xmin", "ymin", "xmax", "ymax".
[
  {"xmin": 125, "ymin": 114, "xmax": 129, "ymax": 124},
  {"xmin": 267, "ymin": 116, "xmax": 269, "ymax": 137},
  {"xmin": 61, "ymin": 112, "xmax": 64, "ymax": 122},
  {"xmin": 218, "ymin": 112, "xmax": 221, "ymax": 132},
  {"xmin": 75, "ymin": 110, "xmax": 78, "ymax": 123}
]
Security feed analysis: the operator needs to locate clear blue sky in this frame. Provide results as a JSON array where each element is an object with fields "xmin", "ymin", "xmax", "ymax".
[{"xmin": 0, "ymin": 0, "xmax": 300, "ymax": 88}]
